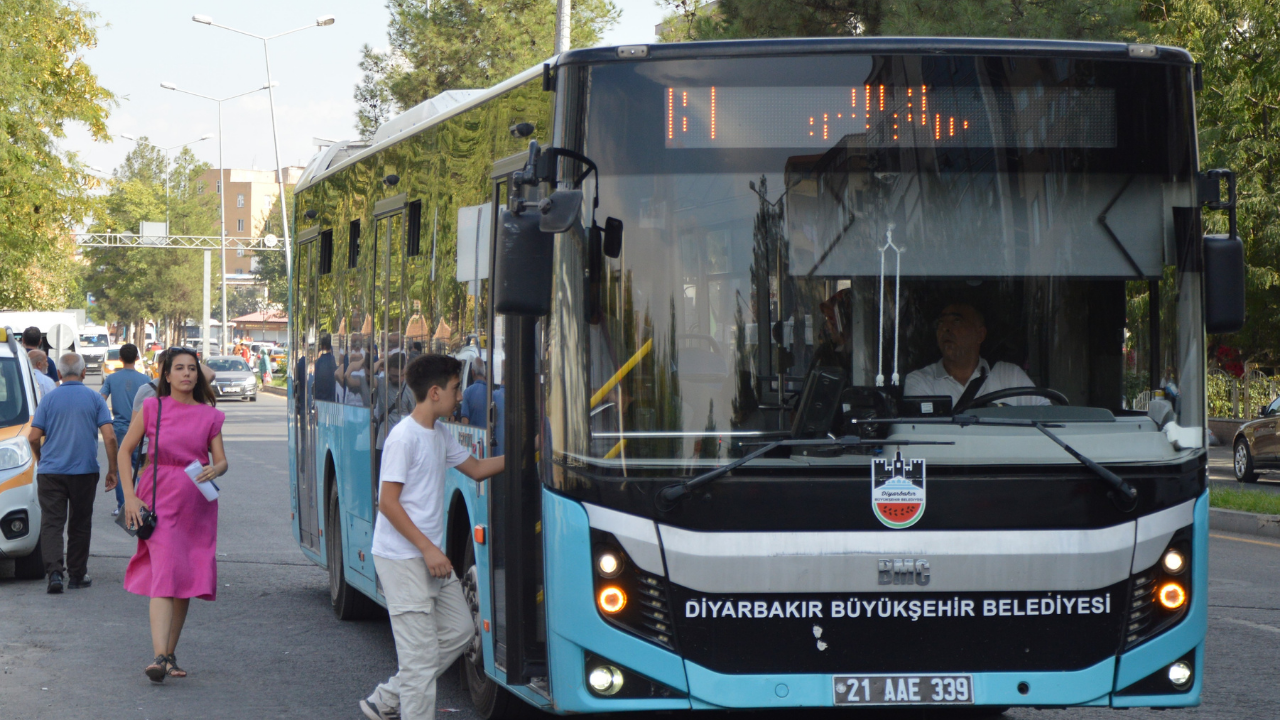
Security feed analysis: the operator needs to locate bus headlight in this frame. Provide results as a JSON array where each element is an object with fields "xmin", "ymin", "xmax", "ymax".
[
  {"xmin": 587, "ymin": 665, "xmax": 624, "ymax": 695},
  {"xmin": 595, "ymin": 548, "xmax": 624, "ymax": 578},
  {"xmin": 1162, "ymin": 548, "xmax": 1186, "ymax": 574},
  {"xmin": 1158, "ymin": 582, "xmax": 1187, "ymax": 610},
  {"xmin": 0, "ymin": 436, "xmax": 33, "ymax": 472},
  {"xmin": 598, "ymin": 587, "xmax": 626, "ymax": 614},
  {"xmin": 1167, "ymin": 661, "xmax": 1193, "ymax": 687}
]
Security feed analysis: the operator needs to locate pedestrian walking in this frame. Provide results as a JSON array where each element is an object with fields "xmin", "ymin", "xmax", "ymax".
[
  {"xmin": 100, "ymin": 344, "xmax": 149, "ymax": 515},
  {"xmin": 26, "ymin": 350, "xmax": 56, "ymax": 397},
  {"xmin": 257, "ymin": 347, "xmax": 273, "ymax": 385},
  {"xmin": 24, "ymin": 353, "xmax": 118, "ymax": 593},
  {"xmin": 360, "ymin": 355, "xmax": 504, "ymax": 720},
  {"xmin": 117, "ymin": 346, "xmax": 227, "ymax": 683},
  {"xmin": 21, "ymin": 326, "xmax": 59, "ymax": 385}
]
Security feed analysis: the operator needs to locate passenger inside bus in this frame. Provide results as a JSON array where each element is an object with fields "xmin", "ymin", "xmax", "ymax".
[{"xmin": 903, "ymin": 302, "xmax": 1049, "ymax": 408}]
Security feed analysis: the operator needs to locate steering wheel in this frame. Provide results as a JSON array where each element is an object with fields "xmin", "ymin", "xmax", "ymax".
[{"xmin": 953, "ymin": 386, "xmax": 1069, "ymax": 414}]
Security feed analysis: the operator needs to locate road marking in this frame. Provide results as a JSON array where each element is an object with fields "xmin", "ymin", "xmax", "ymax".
[
  {"xmin": 1216, "ymin": 617, "xmax": 1280, "ymax": 635},
  {"xmin": 1210, "ymin": 533, "xmax": 1280, "ymax": 549}
]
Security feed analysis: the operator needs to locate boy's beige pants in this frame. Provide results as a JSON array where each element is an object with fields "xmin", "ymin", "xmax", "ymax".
[{"xmin": 370, "ymin": 555, "xmax": 476, "ymax": 720}]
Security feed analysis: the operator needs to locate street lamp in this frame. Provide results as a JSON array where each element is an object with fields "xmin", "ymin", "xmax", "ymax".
[
  {"xmin": 161, "ymin": 80, "xmax": 271, "ymax": 352},
  {"xmin": 192, "ymin": 13, "xmax": 336, "ymax": 297}
]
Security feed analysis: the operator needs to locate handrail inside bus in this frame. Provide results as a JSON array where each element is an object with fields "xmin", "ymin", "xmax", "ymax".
[{"xmin": 589, "ymin": 338, "xmax": 652, "ymax": 409}]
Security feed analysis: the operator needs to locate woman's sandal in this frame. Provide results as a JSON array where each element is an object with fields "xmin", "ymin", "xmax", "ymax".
[
  {"xmin": 145, "ymin": 654, "xmax": 167, "ymax": 683},
  {"xmin": 164, "ymin": 653, "xmax": 187, "ymax": 678}
]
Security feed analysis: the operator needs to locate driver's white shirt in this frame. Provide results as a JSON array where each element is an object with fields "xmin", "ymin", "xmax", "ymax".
[{"xmin": 903, "ymin": 358, "xmax": 1050, "ymax": 407}]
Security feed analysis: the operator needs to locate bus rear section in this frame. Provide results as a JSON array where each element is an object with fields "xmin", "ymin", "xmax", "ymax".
[{"xmin": 506, "ymin": 39, "xmax": 1231, "ymax": 713}]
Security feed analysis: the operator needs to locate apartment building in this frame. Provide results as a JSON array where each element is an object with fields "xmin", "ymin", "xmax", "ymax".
[{"xmin": 198, "ymin": 166, "xmax": 305, "ymax": 276}]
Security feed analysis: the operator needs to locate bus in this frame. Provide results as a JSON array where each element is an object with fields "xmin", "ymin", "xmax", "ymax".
[{"xmin": 288, "ymin": 37, "xmax": 1244, "ymax": 715}]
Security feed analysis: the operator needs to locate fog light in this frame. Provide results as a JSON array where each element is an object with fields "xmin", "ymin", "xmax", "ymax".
[
  {"xmin": 1168, "ymin": 661, "xmax": 1192, "ymax": 687},
  {"xmin": 596, "ymin": 550, "xmax": 623, "ymax": 578},
  {"xmin": 1158, "ymin": 582, "xmax": 1187, "ymax": 610},
  {"xmin": 588, "ymin": 664, "xmax": 624, "ymax": 695},
  {"xmin": 598, "ymin": 587, "xmax": 626, "ymax": 614},
  {"xmin": 1162, "ymin": 548, "xmax": 1186, "ymax": 574},
  {"xmin": 10, "ymin": 519, "xmax": 23, "ymax": 534}
]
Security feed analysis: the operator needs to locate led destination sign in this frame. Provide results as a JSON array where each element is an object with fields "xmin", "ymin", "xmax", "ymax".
[{"xmin": 664, "ymin": 85, "xmax": 1116, "ymax": 150}]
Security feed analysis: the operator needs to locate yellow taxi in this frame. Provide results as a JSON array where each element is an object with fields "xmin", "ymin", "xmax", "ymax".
[
  {"xmin": 0, "ymin": 327, "xmax": 45, "ymax": 579},
  {"xmin": 103, "ymin": 346, "xmax": 148, "ymax": 376}
]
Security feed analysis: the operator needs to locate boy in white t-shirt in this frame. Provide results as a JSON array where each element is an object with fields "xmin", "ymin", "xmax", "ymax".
[{"xmin": 361, "ymin": 354, "xmax": 504, "ymax": 720}]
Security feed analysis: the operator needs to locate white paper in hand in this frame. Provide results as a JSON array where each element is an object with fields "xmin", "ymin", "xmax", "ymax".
[{"xmin": 185, "ymin": 460, "xmax": 220, "ymax": 501}]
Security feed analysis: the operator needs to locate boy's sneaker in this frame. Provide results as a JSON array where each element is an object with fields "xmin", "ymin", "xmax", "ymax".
[{"xmin": 359, "ymin": 698, "xmax": 400, "ymax": 720}]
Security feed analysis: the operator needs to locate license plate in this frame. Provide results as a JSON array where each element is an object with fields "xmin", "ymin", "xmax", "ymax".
[
  {"xmin": 220, "ymin": 387, "xmax": 240, "ymax": 394},
  {"xmin": 833, "ymin": 674, "xmax": 973, "ymax": 705}
]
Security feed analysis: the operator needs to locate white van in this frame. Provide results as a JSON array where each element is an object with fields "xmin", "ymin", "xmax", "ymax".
[{"xmin": 0, "ymin": 327, "xmax": 45, "ymax": 579}]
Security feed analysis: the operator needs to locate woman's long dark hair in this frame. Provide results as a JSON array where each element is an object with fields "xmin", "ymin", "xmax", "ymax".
[{"xmin": 156, "ymin": 348, "xmax": 217, "ymax": 406}]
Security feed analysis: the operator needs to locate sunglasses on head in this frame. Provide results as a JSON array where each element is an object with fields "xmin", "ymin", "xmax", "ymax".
[{"xmin": 167, "ymin": 347, "xmax": 199, "ymax": 358}]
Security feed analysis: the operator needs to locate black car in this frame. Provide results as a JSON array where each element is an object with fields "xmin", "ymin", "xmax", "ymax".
[
  {"xmin": 1233, "ymin": 396, "xmax": 1280, "ymax": 482},
  {"xmin": 206, "ymin": 356, "xmax": 258, "ymax": 402}
]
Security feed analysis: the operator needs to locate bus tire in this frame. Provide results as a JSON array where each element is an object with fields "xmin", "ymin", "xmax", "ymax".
[
  {"xmin": 14, "ymin": 536, "xmax": 44, "ymax": 580},
  {"xmin": 460, "ymin": 536, "xmax": 539, "ymax": 718},
  {"xmin": 327, "ymin": 487, "xmax": 381, "ymax": 620},
  {"xmin": 1234, "ymin": 438, "xmax": 1259, "ymax": 483}
]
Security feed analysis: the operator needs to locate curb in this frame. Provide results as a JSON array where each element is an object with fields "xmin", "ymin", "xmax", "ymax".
[
  {"xmin": 262, "ymin": 385, "xmax": 286, "ymax": 397},
  {"xmin": 1209, "ymin": 507, "xmax": 1280, "ymax": 540}
]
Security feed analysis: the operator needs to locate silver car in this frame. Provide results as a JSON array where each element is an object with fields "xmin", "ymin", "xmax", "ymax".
[{"xmin": 207, "ymin": 355, "xmax": 258, "ymax": 402}]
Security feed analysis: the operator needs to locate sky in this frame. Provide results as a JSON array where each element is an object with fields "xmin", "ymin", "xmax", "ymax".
[{"xmin": 61, "ymin": 0, "xmax": 669, "ymax": 178}]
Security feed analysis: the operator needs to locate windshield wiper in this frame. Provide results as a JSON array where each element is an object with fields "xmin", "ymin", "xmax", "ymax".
[
  {"xmin": 848, "ymin": 415, "xmax": 1139, "ymax": 510},
  {"xmin": 655, "ymin": 436, "xmax": 954, "ymax": 510}
]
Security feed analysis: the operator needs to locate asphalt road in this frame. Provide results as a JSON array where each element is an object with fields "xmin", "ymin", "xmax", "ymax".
[
  {"xmin": 1, "ymin": 382, "xmax": 1277, "ymax": 719},
  {"xmin": 1207, "ymin": 444, "xmax": 1280, "ymax": 495}
]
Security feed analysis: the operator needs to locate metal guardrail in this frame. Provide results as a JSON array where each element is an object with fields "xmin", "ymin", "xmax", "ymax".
[{"xmin": 73, "ymin": 233, "xmax": 284, "ymax": 251}]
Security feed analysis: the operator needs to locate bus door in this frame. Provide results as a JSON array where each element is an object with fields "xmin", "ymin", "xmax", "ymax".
[
  {"xmin": 295, "ymin": 229, "xmax": 321, "ymax": 551},
  {"xmin": 371, "ymin": 194, "xmax": 407, "ymax": 517},
  {"xmin": 488, "ymin": 155, "xmax": 548, "ymax": 685}
]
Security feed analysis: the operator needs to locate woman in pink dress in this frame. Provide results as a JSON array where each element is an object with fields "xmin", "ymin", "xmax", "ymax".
[{"xmin": 117, "ymin": 347, "xmax": 227, "ymax": 683}]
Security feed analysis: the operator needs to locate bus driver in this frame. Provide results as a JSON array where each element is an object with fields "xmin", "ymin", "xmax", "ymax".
[{"xmin": 903, "ymin": 303, "xmax": 1049, "ymax": 408}]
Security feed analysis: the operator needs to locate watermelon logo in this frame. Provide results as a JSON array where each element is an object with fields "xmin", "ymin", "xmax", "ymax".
[{"xmin": 871, "ymin": 451, "xmax": 925, "ymax": 529}]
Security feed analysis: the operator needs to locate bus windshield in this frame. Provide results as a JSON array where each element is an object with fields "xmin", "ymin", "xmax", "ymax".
[{"xmin": 552, "ymin": 53, "xmax": 1203, "ymax": 471}]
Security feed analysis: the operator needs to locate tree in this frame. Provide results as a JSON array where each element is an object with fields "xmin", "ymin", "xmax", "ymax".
[
  {"xmin": 354, "ymin": 0, "xmax": 620, "ymax": 138},
  {"xmin": 83, "ymin": 141, "xmax": 220, "ymax": 346},
  {"xmin": 1145, "ymin": 0, "xmax": 1280, "ymax": 363},
  {"xmin": 0, "ymin": 0, "xmax": 114, "ymax": 309},
  {"xmin": 257, "ymin": 188, "xmax": 292, "ymax": 313}
]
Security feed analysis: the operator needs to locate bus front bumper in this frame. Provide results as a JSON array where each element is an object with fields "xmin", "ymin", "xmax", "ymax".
[{"xmin": 542, "ymin": 490, "xmax": 1206, "ymax": 713}]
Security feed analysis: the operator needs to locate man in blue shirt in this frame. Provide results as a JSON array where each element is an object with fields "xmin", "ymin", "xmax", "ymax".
[
  {"xmin": 100, "ymin": 344, "xmax": 148, "ymax": 515},
  {"xmin": 26, "ymin": 353, "xmax": 118, "ymax": 594},
  {"xmin": 459, "ymin": 364, "xmax": 487, "ymax": 427}
]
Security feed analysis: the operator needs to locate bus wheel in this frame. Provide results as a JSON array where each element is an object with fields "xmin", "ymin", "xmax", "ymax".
[
  {"xmin": 460, "ymin": 537, "xmax": 537, "ymax": 718},
  {"xmin": 1235, "ymin": 438, "xmax": 1259, "ymax": 483},
  {"xmin": 327, "ymin": 487, "xmax": 380, "ymax": 620}
]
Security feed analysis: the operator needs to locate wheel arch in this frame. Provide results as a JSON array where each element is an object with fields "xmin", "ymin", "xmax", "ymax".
[
  {"xmin": 446, "ymin": 489, "xmax": 471, "ymax": 568},
  {"xmin": 322, "ymin": 449, "xmax": 337, "ymax": 568}
]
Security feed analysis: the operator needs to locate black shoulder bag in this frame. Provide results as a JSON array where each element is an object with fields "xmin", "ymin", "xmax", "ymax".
[{"xmin": 116, "ymin": 398, "xmax": 160, "ymax": 539}]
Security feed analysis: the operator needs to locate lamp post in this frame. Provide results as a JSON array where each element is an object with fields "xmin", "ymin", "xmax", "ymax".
[
  {"xmin": 192, "ymin": 13, "xmax": 336, "ymax": 299},
  {"xmin": 160, "ymin": 81, "xmax": 271, "ymax": 351},
  {"xmin": 118, "ymin": 132, "xmax": 214, "ymax": 356}
]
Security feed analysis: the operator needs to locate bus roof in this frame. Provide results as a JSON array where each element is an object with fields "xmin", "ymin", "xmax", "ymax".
[{"xmin": 295, "ymin": 37, "xmax": 1193, "ymax": 194}]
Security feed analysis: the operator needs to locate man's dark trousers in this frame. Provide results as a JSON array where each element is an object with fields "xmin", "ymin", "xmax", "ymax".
[{"xmin": 38, "ymin": 473, "xmax": 99, "ymax": 579}]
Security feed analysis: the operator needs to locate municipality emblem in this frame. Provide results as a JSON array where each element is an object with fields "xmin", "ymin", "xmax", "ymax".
[{"xmin": 871, "ymin": 451, "xmax": 926, "ymax": 529}]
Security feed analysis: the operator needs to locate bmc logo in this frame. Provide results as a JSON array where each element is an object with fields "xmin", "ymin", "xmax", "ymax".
[{"xmin": 878, "ymin": 558, "xmax": 931, "ymax": 586}]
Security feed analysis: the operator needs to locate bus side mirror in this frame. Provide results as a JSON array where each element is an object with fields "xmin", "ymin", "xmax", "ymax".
[
  {"xmin": 538, "ymin": 190, "xmax": 582, "ymax": 233},
  {"xmin": 1203, "ymin": 233, "xmax": 1245, "ymax": 334},
  {"xmin": 602, "ymin": 217, "xmax": 623, "ymax": 258},
  {"xmin": 494, "ymin": 208, "xmax": 554, "ymax": 316}
]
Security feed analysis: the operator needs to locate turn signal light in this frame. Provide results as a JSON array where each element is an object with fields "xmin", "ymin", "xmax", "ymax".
[
  {"xmin": 598, "ymin": 587, "xmax": 627, "ymax": 614},
  {"xmin": 1158, "ymin": 582, "xmax": 1187, "ymax": 610}
]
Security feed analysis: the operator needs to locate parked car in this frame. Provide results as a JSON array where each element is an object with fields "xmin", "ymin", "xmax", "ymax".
[
  {"xmin": 206, "ymin": 355, "xmax": 258, "ymax": 402},
  {"xmin": 1233, "ymin": 397, "xmax": 1280, "ymax": 482},
  {"xmin": 0, "ymin": 327, "xmax": 46, "ymax": 580}
]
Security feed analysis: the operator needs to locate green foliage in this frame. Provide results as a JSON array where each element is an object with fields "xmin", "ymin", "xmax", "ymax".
[
  {"xmin": 0, "ymin": 0, "xmax": 114, "ymax": 309},
  {"xmin": 659, "ymin": 0, "xmax": 1144, "ymax": 41},
  {"xmin": 258, "ymin": 189, "xmax": 292, "ymax": 312},
  {"xmin": 1209, "ymin": 485, "xmax": 1280, "ymax": 515},
  {"xmin": 354, "ymin": 0, "xmax": 619, "ymax": 137},
  {"xmin": 83, "ymin": 141, "xmax": 220, "ymax": 338},
  {"xmin": 1145, "ymin": 0, "xmax": 1280, "ymax": 362}
]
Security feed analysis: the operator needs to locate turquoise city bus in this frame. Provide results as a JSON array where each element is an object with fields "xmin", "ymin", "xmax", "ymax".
[{"xmin": 287, "ymin": 37, "xmax": 1244, "ymax": 716}]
